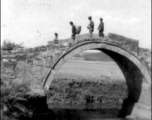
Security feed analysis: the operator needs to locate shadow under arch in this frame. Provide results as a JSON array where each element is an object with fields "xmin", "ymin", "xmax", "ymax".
[
  {"xmin": 98, "ymin": 49, "xmax": 143, "ymax": 118},
  {"xmin": 43, "ymin": 41, "xmax": 151, "ymax": 119}
]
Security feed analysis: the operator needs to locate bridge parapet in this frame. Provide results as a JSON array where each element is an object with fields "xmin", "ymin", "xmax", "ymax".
[
  {"xmin": 1, "ymin": 33, "xmax": 142, "ymax": 69},
  {"xmin": 108, "ymin": 33, "xmax": 139, "ymax": 54}
]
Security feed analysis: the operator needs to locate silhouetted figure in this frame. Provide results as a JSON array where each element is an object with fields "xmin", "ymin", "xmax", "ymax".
[
  {"xmin": 70, "ymin": 22, "xmax": 77, "ymax": 43},
  {"xmin": 87, "ymin": 16, "xmax": 94, "ymax": 40},
  {"xmin": 54, "ymin": 33, "xmax": 58, "ymax": 44},
  {"xmin": 98, "ymin": 18, "xmax": 104, "ymax": 39},
  {"xmin": 97, "ymin": 96, "xmax": 103, "ymax": 110},
  {"xmin": 85, "ymin": 95, "xmax": 94, "ymax": 110}
]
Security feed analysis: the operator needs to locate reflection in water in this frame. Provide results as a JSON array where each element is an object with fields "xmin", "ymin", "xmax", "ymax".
[
  {"xmin": 38, "ymin": 109, "xmax": 129, "ymax": 120},
  {"xmin": 45, "ymin": 79, "xmax": 129, "ymax": 120}
]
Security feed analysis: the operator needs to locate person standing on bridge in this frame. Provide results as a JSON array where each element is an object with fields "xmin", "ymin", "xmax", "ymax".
[
  {"xmin": 87, "ymin": 16, "xmax": 94, "ymax": 40},
  {"xmin": 54, "ymin": 33, "xmax": 58, "ymax": 44},
  {"xmin": 98, "ymin": 18, "xmax": 104, "ymax": 39},
  {"xmin": 70, "ymin": 21, "xmax": 77, "ymax": 44}
]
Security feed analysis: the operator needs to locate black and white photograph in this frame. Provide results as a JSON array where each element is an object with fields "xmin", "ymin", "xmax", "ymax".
[{"xmin": 1, "ymin": 0, "xmax": 151, "ymax": 120}]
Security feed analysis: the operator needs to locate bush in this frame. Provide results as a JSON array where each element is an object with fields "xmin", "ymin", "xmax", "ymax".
[
  {"xmin": 2, "ymin": 40, "xmax": 24, "ymax": 52},
  {"xmin": 1, "ymin": 81, "xmax": 31, "ymax": 120}
]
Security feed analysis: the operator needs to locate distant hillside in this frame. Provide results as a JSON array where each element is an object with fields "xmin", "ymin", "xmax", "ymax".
[{"xmin": 75, "ymin": 51, "xmax": 113, "ymax": 62}]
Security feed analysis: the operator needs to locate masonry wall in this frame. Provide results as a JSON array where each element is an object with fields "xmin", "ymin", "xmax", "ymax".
[{"xmin": 108, "ymin": 33, "xmax": 139, "ymax": 53}]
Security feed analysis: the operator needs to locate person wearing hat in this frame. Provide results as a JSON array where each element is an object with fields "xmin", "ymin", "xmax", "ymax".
[
  {"xmin": 54, "ymin": 33, "xmax": 58, "ymax": 44},
  {"xmin": 98, "ymin": 18, "xmax": 104, "ymax": 39},
  {"xmin": 70, "ymin": 21, "xmax": 77, "ymax": 43},
  {"xmin": 87, "ymin": 16, "xmax": 94, "ymax": 40}
]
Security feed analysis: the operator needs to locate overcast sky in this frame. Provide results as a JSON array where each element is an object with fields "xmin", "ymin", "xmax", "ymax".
[{"xmin": 1, "ymin": 0, "xmax": 151, "ymax": 48}]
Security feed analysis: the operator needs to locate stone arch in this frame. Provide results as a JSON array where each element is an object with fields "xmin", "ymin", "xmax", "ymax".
[{"xmin": 43, "ymin": 41, "xmax": 151, "ymax": 119}]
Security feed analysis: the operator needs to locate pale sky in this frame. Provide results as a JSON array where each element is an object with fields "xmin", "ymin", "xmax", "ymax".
[{"xmin": 1, "ymin": 0, "xmax": 151, "ymax": 48}]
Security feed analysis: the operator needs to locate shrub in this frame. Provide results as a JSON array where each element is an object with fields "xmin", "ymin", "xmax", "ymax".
[
  {"xmin": 2, "ymin": 40, "xmax": 24, "ymax": 52},
  {"xmin": 1, "ymin": 81, "xmax": 31, "ymax": 120}
]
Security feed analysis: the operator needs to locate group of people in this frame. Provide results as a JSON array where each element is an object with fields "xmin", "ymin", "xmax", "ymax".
[
  {"xmin": 70, "ymin": 16, "xmax": 104, "ymax": 43},
  {"xmin": 54, "ymin": 16, "xmax": 104, "ymax": 44}
]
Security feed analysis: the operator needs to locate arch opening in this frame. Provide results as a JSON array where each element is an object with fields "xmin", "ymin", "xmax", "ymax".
[
  {"xmin": 43, "ymin": 42, "xmax": 151, "ymax": 119},
  {"xmin": 99, "ymin": 49, "xmax": 143, "ymax": 118}
]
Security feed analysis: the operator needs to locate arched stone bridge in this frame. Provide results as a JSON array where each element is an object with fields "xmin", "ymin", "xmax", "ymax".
[{"xmin": 42, "ymin": 34, "xmax": 151, "ymax": 119}]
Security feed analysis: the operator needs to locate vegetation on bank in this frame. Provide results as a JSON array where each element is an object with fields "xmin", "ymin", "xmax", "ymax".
[
  {"xmin": 1, "ymin": 58, "xmax": 127, "ymax": 120},
  {"xmin": 1, "ymin": 41, "xmax": 150, "ymax": 120},
  {"xmin": 1, "ymin": 57, "xmax": 47, "ymax": 120},
  {"xmin": 2, "ymin": 40, "xmax": 24, "ymax": 52},
  {"xmin": 1, "ymin": 80, "xmax": 48, "ymax": 120},
  {"xmin": 1, "ymin": 77, "xmax": 128, "ymax": 120},
  {"xmin": 48, "ymin": 78, "xmax": 128, "ymax": 109}
]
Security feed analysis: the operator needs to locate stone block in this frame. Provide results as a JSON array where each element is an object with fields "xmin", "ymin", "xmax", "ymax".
[
  {"xmin": 80, "ymin": 45, "xmax": 87, "ymax": 51},
  {"xmin": 73, "ymin": 47, "xmax": 83, "ymax": 55},
  {"xmin": 83, "ymin": 44, "xmax": 97, "ymax": 51},
  {"xmin": 64, "ymin": 52, "xmax": 74, "ymax": 61},
  {"xmin": 129, "ymin": 103, "xmax": 151, "ymax": 119},
  {"xmin": 111, "ymin": 46, "xmax": 119, "ymax": 53},
  {"xmin": 120, "ymin": 49, "xmax": 131, "ymax": 58},
  {"xmin": 105, "ymin": 45, "xmax": 112, "ymax": 50},
  {"xmin": 97, "ymin": 43, "xmax": 104, "ymax": 48},
  {"xmin": 43, "ymin": 69, "xmax": 57, "ymax": 90},
  {"xmin": 54, "ymin": 58, "xmax": 65, "ymax": 70}
]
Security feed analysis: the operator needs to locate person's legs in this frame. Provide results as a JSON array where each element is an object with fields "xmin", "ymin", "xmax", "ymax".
[
  {"xmin": 89, "ymin": 30, "xmax": 93, "ymax": 40},
  {"xmin": 101, "ymin": 32, "xmax": 104, "ymax": 38},
  {"xmin": 71, "ymin": 33, "xmax": 77, "ymax": 45},
  {"xmin": 72, "ymin": 34, "xmax": 75, "ymax": 41},
  {"xmin": 101, "ymin": 29, "xmax": 104, "ymax": 38},
  {"xmin": 99, "ymin": 31, "xmax": 102, "ymax": 40},
  {"xmin": 74, "ymin": 33, "xmax": 77, "ymax": 44},
  {"xmin": 99, "ymin": 30, "xmax": 104, "ymax": 40}
]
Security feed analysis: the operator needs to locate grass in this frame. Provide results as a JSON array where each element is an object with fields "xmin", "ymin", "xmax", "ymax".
[
  {"xmin": 1, "ymin": 59, "xmax": 127, "ymax": 120},
  {"xmin": 1, "ymin": 60, "xmax": 46, "ymax": 120},
  {"xmin": 48, "ymin": 78, "xmax": 128, "ymax": 109},
  {"xmin": 1, "ymin": 80, "xmax": 31, "ymax": 120},
  {"xmin": 56, "ymin": 60, "xmax": 124, "ymax": 80}
]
